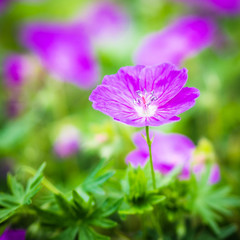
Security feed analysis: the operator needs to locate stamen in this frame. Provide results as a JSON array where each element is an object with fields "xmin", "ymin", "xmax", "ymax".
[{"xmin": 133, "ymin": 90, "xmax": 158, "ymax": 117}]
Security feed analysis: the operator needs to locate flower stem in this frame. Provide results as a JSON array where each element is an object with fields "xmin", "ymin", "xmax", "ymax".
[{"xmin": 145, "ymin": 126, "xmax": 156, "ymax": 189}]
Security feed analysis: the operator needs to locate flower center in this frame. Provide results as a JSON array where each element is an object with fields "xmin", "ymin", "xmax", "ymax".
[{"xmin": 133, "ymin": 90, "xmax": 158, "ymax": 117}]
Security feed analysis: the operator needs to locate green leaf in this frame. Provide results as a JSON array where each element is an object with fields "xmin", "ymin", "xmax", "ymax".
[
  {"xmin": 0, "ymin": 193, "xmax": 19, "ymax": 207},
  {"xmin": 7, "ymin": 174, "xmax": 24, "ymax": 199},
  {"xmin": 0, "ymin": 163, "xmax": 46, "ymax": 224},
  {"xmin": 99, "ymin": 198, "xmax": 122, "ymax": 218},
  {"xmin": 148, "ymin": 194, "xmax": 166, "ymax": 205},
  {"xmin": 0, "ymin": 207, "xmax": 18, "ymax": 223},
  {"xmin": 23, "ymin": 162, "xmax": 46, "ymax": 204},
  {"xmin": 78, "ymin": 227, "xmax": 110, "ymax": 240},
  {"xmin": 0, "ymin": 114, "xmax": 36, "ymax": 151},
  {"xmin": 189, "ymin": 172, "xmax": 240, "ymax": 234},
  {"xmin": 53, "ymin": 227, "xmax": 78, "ymax": 240},
  {"xmin": 81, "ymin": 160, "xmax": 115, "ymax": 195},
  {"xmin": 91, "ymin": 218, "xmax": 117, "ymax": 228},
  {"xmin": 55, "ymin": 194, "xmax": 75, "ymax": 218}
]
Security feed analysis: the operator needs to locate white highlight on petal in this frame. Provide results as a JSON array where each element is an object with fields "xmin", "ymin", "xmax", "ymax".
[
  {"xmin": 134, "ymin": 104, "xmax": 158, "ymax": 117},
  {"xmin": 133, "ymin": 89, "xmax": 158, "ymax": 117}
]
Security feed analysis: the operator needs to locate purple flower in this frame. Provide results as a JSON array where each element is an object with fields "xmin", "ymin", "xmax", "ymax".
[
  {"xmin": 134, "ymin": 16, "xmax": 215, "ymax": 66},
  {"xmin": 126, "ymin": 131, "xmax": 195, "ymax": 179},
  {"xmin": 193, "ymin": 161, "xmax": 221, "ymax": 184},
  {"xmin": 54, "ymin": 125, "xmax": 80, "ymax": 159},
  {"xmin": 89, "ymin": 63, "xmax": 200, "ymax": 127},
  {"xmin": 126, "ymin": 131, "xmax": 221, "ymax": 183},
  {"xmin": 0, "ymin": 159, "xmax": 13, "ymax": 179},
  {"xmin": 2, "ymin": 55, "xmax": 30, "ymax": 87},
  {"xmin": 174, "ymin": 0, "xmax": 240, "ymax": 15},
  {"xmin": 81, "ymin": 1, "xmax": 129, "ymax": 43},
  {"xmin": 0, "ymin": 0, "xmax": 8, "ymax": 12},
  {"xmin": 0, "ymin": 228, "xmax": 26, "ymax": 240},
  {"xmin": 21, "ymin": 22, "xmax": 99, "ymax": 89}
]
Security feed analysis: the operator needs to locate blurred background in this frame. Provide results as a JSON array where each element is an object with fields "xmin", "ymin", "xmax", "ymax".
[{"xmin": 0, "ymin": 0, "xmax": 240, "ymax": 235}]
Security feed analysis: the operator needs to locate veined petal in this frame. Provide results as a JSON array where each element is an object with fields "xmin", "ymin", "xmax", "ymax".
[
  {"xmin": 139, "ymin": 64, "xmax": 188, "ymax": 105},
  {"xmin": 156, "ymin": 87, "xmax": 200, "ymax": 118},
  {"xmin": 102, "ymin": 65, "xmax": 145, "ymax": 99},
  {"xmin": 90, "ymin": 85, "xmax": 145, "ymax": 126}
]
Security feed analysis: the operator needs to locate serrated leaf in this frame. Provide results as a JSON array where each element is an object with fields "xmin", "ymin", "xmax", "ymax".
[
  {"xmin": 148, "ymin": 194, "xmax": 166, "ymax": 205},
  {"xmin": 0, "ymin": 208, "xmax": 17, "ymax": 223},
  {"xmin": 7, "ymin": 174, "xmax": 24, "ymax": 199},
  {"xmin": 81, "ymin": 160, "xmax": 115, "ymax": 195},
  {"xmin": 189, "ymin": 172, "xmax": 240, "ymax": 234},
  {"xmin": 91, "ymin": 218, "xmax": 117, "ymax": 228},
  {"xmin": 53, "ymin": 227, "xmax": 78, "ymax": 240},
  {"xmin": 0, "ymin": 193, "xmax": 19, "ymax": 207},
  {"xmin": 0, "ymin": 163, "xmax": 46, "ymax": 224},
  {"xmin": 34, "ymin": 206, "xmax": 66, "ymax": 227},
  {"xmin": 99, "ymin": 198, "xmax": 122, "ymax": 218},
  {"xmin": 55, "ymin": 194, "xmax": 76, "ymax": 218},
  {"xmin": 24, "ymin": 162, "xmax": 46, "ymax": 204},
  {"xmin": 79, "ymin": 227, "xmax": 109, "ymax": 240}
]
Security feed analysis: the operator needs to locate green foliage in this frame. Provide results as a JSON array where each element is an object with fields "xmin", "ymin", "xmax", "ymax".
[
  {"xmin": 0, "ymin": 113, "xmax": 36, "ymax": 152},
  {"xmin": 35, "ymin": 190, "xmax": 122, "ymax": 240},
  {"xmin": 120, "ymin": 167, "xmax": 165, "ymax": 215},
  {"xmin": 0, "ymin": 162, "xmax": 46, "ymax": 223},
  {"xmin": 80, "ymin": 159, "xmax": 115, "ymax": 195},
  {"xmin": 188, "ymin": 167, "xmax": 240, "ymax": 235}
]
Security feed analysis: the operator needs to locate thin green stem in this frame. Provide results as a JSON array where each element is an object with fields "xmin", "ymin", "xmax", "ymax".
[{"xmin": 145, "ymin": 126, "xmax": 156, "ymax": 189}]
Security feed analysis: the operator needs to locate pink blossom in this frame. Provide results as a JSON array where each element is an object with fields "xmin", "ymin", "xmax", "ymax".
[
  {"xmin": 21, "ymin": 22, "xmax": 99, "ymax": 89},
  {"xmin": 54, "ymin": 125, "xmax": 81, "ymax": 158},
  {"xmin": 90, "ymin": 63, "xmax": 199, "ymax": 127},
  {"xmin": 134, "ymin": 16, "xmax": 216, "ymax": 66}
]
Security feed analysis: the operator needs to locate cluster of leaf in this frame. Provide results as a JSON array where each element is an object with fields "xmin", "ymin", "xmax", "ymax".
[
  {"xmin": 34, "ymin": 191, "xmax": 122, "ymax": 240},
  {"xmin": 79, "ymin": 159, "xmax": 115, "ymax": 196},
  {"xmin": 119, "ymin": 166, "xmax": 165, "ymax": 215},
  {"xmin": 1, "ymin": 160, "xmax": 240, "ymax": 240},
  {"xmin": 0, "ymin": 163, "xmax": 46, "ymax": 224},
  {"xmin": 187, "ymin": 167, "xmax": 240, "ymax": 235},
  {"xmin": 32, "ymin": 161, "xmax": 121, "ymax": 240}
]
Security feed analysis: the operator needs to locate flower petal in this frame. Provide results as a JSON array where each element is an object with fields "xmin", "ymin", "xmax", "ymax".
[
  {"xmin": 156, "ymin": 87, "xmax": 200, "ymax": 119},
  {"xmin": 125, "ymin": 150, "xmax": 149, "ymax": 168},
  {"xmin": 134, "ymin": 16, "xmax": 215, "ymax": 66},
  {"xmin": 139, "ymin": 64, "xmax": 188, "ymax": 105},
  {"xmin": 90, "ymin": 85, "xmax": 145, "ymax": 126},
  {"xmin": 209, "ymin": 164, "xmax": 220, "ymax": 184},
  {"xmin": 21, "ymin": 23, "xmax": 99, "ymax": 89},
  {"xmin": 102, "ymin": 65, "xmax": 145, "ymax": 99}
]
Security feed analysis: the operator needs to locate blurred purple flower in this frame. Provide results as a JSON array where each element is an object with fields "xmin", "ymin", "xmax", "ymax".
[
  {"xmin": 5, "ymin": 98, "xmax": 23, "ymax": 118},
  {"xmin": 81, "ymin": 1, "xmax": 129, "ymax": 43},
  {"xmin": 126, "ymin": 131, "xmax": 220, "ymax": 183},
  {"xmin": 90, "ymin": 63, "xmax": 199, "ymax": 127},
  {"xmin": 174, "ymin": 0, "xmax": 240, "ymax": 15},
  {"xmin": 0, "ymin": 0, "xmax": 8, "ymax": 12},
  {"xmin": 2, "ymin": 55, "xmax": 30, "ymax": 87},
  {"xmin": 0, "ymin": 228, "xmax": 26, "ymax": 240},
  {"xmin": 0, "ymin": 159, "xmax": 13, "ymax": 179},
  {"xmin": 193, "ymin": 162, "xmax": 220, "ymax": 184},
  {"xmin": 134, "ymin": 16, "xmax": 216, "ymax": 66},
  {"xmin": 21, "ymin": 23, "xmax": 99, "ymax": 89},
  {"xmin": 54, "ymin": 125, "xmax": 80, "ymax": 158},
  {"xmin": 126, "ymin": 131, "xmax": 195, "ymax": 179}
]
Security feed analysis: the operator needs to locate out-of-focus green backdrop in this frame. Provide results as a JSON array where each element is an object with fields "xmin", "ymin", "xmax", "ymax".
[{"xmin": 0, "ymin": 0, "xmax": 240, "ymax": 233}]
